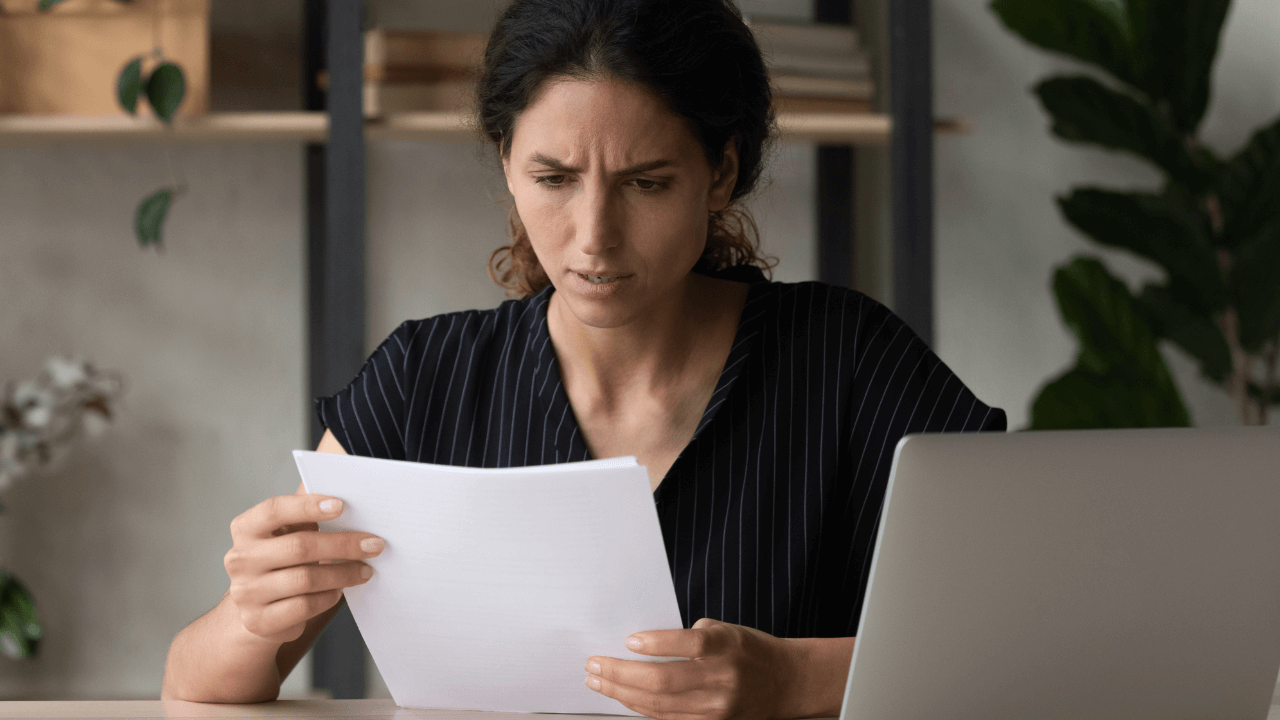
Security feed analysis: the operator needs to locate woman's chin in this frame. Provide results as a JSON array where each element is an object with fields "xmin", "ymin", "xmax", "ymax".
[{"xmin": 553, "ymin": 276, "xmax": 648, "ymax": 330}]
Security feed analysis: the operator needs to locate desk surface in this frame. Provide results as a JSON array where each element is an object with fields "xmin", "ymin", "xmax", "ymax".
[
  {"xmin": 0, "ymin": 700, "xmax": 583, "ymax": 719},
  {"xmin": 0, "ymin": 697, "xmax": 1277, "ymax": 719}
]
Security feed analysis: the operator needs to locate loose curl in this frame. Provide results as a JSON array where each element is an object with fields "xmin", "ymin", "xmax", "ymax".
[{"xmin": 479, "ymin": 0, "xmax": 777, "ymax": 297}]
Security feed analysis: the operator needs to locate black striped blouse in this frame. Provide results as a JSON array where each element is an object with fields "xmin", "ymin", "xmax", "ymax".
[{"xmin": 316, "ymin": 268, "xmax": 1006, "ymax": 639}]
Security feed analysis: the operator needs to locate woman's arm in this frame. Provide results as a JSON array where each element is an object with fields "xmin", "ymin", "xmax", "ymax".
[
  {"xmin": 586, "ymin": 618, "xmax": 854, "ymax": 720},
  {"xmin": 161, "ymin": 431, "xmax": 380, "ymax": 702}
]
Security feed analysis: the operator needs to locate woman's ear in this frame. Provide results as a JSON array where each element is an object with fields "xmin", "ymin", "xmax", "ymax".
[{"xmin": 708, "ymin": 139, "xmax": 739, "ymax": 212}]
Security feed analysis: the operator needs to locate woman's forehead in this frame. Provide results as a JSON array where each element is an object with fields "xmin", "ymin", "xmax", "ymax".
[{"xmin": 510, "ymin": 78, "xmax": 701, "ymax": 169}]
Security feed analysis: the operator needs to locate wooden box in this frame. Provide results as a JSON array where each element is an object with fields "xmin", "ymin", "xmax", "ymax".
[{"xmin": 0, "ymin": 0, "xmax": 209, "ymax": 116}]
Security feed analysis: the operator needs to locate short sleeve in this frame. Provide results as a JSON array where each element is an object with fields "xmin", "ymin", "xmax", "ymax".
[
  {"xmin": 314, "ymin": 321, "xmax": 413, "ymax": 460},
  {"xmin": 844, "ymin": 296, "xmax": 1007, "ymax": 472}
]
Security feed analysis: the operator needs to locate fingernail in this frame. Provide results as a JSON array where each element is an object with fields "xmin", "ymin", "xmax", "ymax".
[
  {"xmin": 586, "ymin": 660, "xmax": 600, "ymax": 674},
  {"xmin": 360, "ymin": 537, "xmax": 384, "ymax": 554},
  {"xmin": 626, "ymin": 636, "xmax": 642, "ymax": 650},
  {"xmin": 319, "ymin": 499, "xmax": 342, "ymax": 514},
  {"xmin": 360, "ymin": 564, "xmax": 373, "ymax": 580},
  {"xmin": 585, "ymin": 675, "xmax": 601, "ymax": 691}
]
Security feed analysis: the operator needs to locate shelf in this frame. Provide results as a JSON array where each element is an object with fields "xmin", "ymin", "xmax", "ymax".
[{"xmin": 0, "ymin": 111, "xmax": 966, "ymax": 145}]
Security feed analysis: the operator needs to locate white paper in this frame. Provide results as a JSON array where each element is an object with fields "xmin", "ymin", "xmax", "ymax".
[{"xmin": 292, "ymin": 450, "xmax": 685, "ymax": 715}]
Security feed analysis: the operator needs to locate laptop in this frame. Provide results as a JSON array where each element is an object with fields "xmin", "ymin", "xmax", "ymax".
[{"xmin": 839, "ymin": 426, "xmax": 1280, "ymax": 720}]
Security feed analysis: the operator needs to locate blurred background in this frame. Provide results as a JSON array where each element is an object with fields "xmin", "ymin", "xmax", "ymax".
[{"xmin": 0, "ymin": 0, "xmax": 1276, "ymax": 701}]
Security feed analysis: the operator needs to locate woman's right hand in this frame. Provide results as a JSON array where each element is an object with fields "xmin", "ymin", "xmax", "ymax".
[{"xmin": 223, "ymin": 493, "xmax": 384, "ymax": 645}]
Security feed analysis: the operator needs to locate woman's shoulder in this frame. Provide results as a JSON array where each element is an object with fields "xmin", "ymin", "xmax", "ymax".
[
  {"xmin": 387, "ymin": 290, "xmax": 552, "ymax": 360},
  {"xmin": 748, "ymin": 279, "xmax": 900, "ymax": 341}
]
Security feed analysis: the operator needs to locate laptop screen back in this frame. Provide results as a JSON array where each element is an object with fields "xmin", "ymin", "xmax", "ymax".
[{"xmin": 841, "ymin": 427, "xmax": 1280, "ymax": 720}]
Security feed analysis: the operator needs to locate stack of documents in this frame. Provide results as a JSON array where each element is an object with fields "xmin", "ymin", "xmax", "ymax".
[{"xmin": 293, "ymin": 451, "xmax": 684, "ymax": 714}]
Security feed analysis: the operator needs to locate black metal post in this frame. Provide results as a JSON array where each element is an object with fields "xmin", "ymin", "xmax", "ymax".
[
  {"xmin": 889, "ymin": 0, "xmax": 934, "ymax": 346},
  {"xmin": 305, "ymin": 0, "xmax": 368, "ymax": 699},
  {"xmin": 815, "ymin": 0, "xmax": 856, "ymax": 289}
]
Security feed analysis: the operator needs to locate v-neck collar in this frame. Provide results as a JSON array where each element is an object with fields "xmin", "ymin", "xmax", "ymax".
[{"xmin": 527, "ymin": 274, "xmax": 771, "ymax": 483}]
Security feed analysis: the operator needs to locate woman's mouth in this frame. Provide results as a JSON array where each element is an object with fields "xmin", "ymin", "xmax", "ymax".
[{"xmin": 578, "ymin": 273, "xmax": 628, "ymax": 284}]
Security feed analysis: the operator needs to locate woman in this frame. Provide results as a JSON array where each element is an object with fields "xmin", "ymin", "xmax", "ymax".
[{"xmin": 162, "ymin": 0, "xmax": 1006, "ymax": 717}]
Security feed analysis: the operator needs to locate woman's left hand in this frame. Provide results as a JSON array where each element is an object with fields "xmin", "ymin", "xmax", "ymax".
[{"xmin": 585, "ymin": 617, "xmax": 796, "ymax": 720}]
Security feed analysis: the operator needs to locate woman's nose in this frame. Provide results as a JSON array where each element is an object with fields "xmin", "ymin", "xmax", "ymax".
[{"xmin": 574, "ymin": 183, "xmax": 621, "ymax": 255}]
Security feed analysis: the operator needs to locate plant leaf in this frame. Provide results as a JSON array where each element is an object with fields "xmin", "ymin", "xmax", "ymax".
[
  {"xmin": 135, "ymin": 188, "xmax": 173, "ymax": 248},
  {"xmin": 990, "ymin": 0, "xmax": 1139, "ymax": 90},
  {"xmin": 1035, "ymin": 75, "xmax": 1205, "ymax": 188},
  {"xmin": 1126, "ymin": 0, "xmax": 1231, "ymax": 133},
  {"xmin": 144, "ymin": 62, "xmax": 186, "ymax": 123},
  {"xmin": 1230, "ymin": 218, "xmax": 1280, "ymax": 352},
  {"xmin": 1058, "ymin": 188, "xmax": 1222, "ymax": 312},
  {"xmin": 1029, "ymin": 366, "xmax": 1190, "ymax": 429},
  {"xmin": 0, "ymin": 571, "xmax": 41, "ymax": 659},
  {"xmin": 1247, "ymin": 383, "xmax": 1280, "ymax": 406},
  {"xmin": 1217, "ymin": 116, "xmax": 1280, "ymax": 248},
  {"xmin": 1054, "ymin": 256, "xmax": 1161, "ymax": 375},
  {"xmin": 116, "ymin": 57, "xmax": 143, "ymax": 115},
  {"xmin": 37, "ymin": 0, "xmax": 69, "ymax": 9},
  {"xmin": 1138, "ymin": 283, "xmax": 1233, "ymax": 383}
]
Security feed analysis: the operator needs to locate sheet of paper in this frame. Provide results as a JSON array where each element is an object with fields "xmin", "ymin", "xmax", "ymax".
[{"xmin": 293, "ymin": 451, "xmax": 684, "ymax": 715}]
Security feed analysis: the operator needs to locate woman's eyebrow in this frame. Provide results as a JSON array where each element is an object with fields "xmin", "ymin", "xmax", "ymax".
[{"xmin": 527, "ymin": 153, "xmax": 674, "ymax": 175}]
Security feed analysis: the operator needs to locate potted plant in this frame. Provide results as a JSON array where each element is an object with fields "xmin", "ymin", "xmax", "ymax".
[{"xmin": 992, "ymin": 0, "xmax": 1280, "ymax": 428}]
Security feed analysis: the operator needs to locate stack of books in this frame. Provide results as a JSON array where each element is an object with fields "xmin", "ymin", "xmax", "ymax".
[
  {"xmin": 360, "ymin": 29, "xmax": 487, "ymax": 118},
  {"xmin": 747, "ymin": 17, "xmax": 873, "ymax": 115},
  {"xmin": 354, "ymin": 21, "xmax": 873, "ymax": 119}
]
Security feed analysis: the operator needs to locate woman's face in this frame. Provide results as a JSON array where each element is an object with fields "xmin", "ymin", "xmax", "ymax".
[{"xmin": 503, "ymin": 78, "xmax": 738, "ymax": 329}]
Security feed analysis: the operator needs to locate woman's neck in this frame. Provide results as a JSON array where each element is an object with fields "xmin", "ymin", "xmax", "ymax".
[{"xmin": 547, "ymin": 273, "xmax": 743, "ymax": 403}]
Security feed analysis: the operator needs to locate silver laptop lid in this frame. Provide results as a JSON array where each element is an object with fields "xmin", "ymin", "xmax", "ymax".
[{"xmin": 841, "ymin": 427, "xmax": 1280, "ymax": 720}]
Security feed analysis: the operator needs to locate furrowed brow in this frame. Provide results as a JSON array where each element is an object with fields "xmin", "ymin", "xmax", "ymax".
[
  {"xmin": 529, "ymin": 153, "xmax": 579, "ymax": 172},
  {"xmin": 527, "ymin": 154, "xmax": 674, "ymax": 176},
  {"xmin": 615, "ymin": 159, "xmax": 674, "ymax": 176}
]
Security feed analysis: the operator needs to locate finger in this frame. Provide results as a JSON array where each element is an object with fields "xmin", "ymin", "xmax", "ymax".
[
  {"xmin": 250, "ymin": 588, "xmax": 344, "ymax": 639},
  {"xmin": 273, "ymin": 522, "xmax": 320, "ymax": 537},
  {"xmin": 236, "ymin": 561, "xmax": 372, "ymax": 606},
  {"xmin": 585, "ymin": 673, "xmax": 719, "ymax": 720},
  {"xmin": 626, "ymin": 624, "xmax": 726, "ymax": 658},
  {"xmin": 587, "ymin": 656, "xmax": 703, "ymax": 695},
  {"xmin": 246, "ymin": 530, "xmax": 384, "ymax": 573},
  {"xmin": 231, "ymin": 494, "xmax": 346, "ymax": 540}
]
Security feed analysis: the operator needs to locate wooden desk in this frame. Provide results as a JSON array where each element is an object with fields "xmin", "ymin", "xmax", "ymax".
[
  {"xmin": 1, "ymin": 697, "xmax": 1278, "ymax": 719},
  {"xmin": 0, "ymin": 700, "xmax": 610, "ymax": 719}
]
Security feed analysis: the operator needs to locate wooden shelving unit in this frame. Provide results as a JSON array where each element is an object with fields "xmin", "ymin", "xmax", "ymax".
[{"xmin": 0, "ymin": 110, "xmax": 968, "ymax": 145}]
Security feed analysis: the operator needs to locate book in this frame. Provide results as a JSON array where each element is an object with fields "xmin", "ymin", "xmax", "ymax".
[{"xmin": 773, "ymin": 74, "xmax": 873, "ymax": 100}]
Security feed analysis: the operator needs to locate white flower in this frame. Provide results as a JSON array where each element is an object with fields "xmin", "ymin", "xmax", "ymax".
[
  {"xmin": 0, "ymin": 634, "xmax": 21, "ymax": 659},
  {"xmin": 45, "ymin": 356, "xmax": 88, "ymax": 390},
  {"xmin": 11, "ymin": 381, "xmax": 47, "ymax": 409},
  {"xmin": 23, "ymin": 405, "xmax": 51, "ymax": 430}
]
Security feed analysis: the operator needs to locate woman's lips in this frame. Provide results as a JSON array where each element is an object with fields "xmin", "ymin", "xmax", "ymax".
[
  {"xmin": 569, "ymin": 271, "xmax": 633, "ymax": 298},
  {"xmin": 574, "ymin": 271, "xmax": 632, "ymax": 284}
]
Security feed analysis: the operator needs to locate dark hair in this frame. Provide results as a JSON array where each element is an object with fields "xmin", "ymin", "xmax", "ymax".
[{"xmin": 479, "ymin": 0, "xmax": 777, "ymax": 297}]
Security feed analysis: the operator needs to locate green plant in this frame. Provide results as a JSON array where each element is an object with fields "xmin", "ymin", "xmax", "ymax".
[
  {"xmin": 991, "ymin": 0, "xmax": 1280, "ymax": 429},
  {"xmin": 41, "ymin": 0, "xmax": 187, "ymax": 248},
  {"xmin": 0, "ymin": 572, "xmax": 41, "ymax": 659}
]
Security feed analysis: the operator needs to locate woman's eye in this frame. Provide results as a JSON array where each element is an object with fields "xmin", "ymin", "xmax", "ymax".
[
  {"xmin": 632, "ymin": 178, "xmax": 665, "ymax": 191},
  {"xmin": 534, "ymin": 175, "xmax": 566, "ymax": 187}
]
